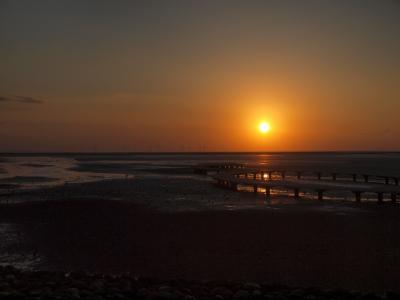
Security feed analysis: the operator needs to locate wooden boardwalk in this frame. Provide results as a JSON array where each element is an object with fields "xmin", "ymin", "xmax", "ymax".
[{"xmin": 195, "ymin": 163, "xmax": 400, "ymax": 203}]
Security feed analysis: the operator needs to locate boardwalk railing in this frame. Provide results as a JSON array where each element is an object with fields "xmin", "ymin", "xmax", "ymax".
[{"xmin": 194, "ymin": 163, "xmax": 400, "ymax": 203}]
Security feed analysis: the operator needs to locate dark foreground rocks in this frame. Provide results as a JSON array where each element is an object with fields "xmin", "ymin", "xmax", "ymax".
[{"xmin": 0, "ymin": 266, "xmax": 397, "ymax": 300}]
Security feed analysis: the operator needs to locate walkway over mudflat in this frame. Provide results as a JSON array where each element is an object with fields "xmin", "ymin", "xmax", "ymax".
[
  {"xmin": 194, "ymin": 163, "xmax": 400, "ymax": 186},
  {"xmin": 195, "ymin": 163, "xmax": 400, "ymax": 203}
]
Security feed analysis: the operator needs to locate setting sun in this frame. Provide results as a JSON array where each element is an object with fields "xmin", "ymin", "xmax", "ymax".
[{"xmin": 258, "ymin": 121, "xmax": 271, "ymax": 134}]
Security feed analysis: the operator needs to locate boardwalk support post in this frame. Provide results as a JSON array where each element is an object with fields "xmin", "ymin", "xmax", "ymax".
[
  {"xmin": 231, "ymin": 183, "xmax": 238, "ymax": 191},
  {"xmin": 265, "ymin": 186, "xmax": 271, "ymax": 198},
  {"xmin": 352, "ymin": 174, "xmax": 357, "ymax": 182},
  {"xmin": 354, "ymin": 191, "xmax": 362, "ymax": 202},
  {"xmin": 377, "ymin": 192, "xmax": 383, "ymax": 203},
  {"xmin": 391, "ymin": 193, "xmax": 397, "ymax": 203},
  {"xmin": 294, "ymin": 188, "xmax": 300, "ymax": 199},
  {"xmin": 317, "ymin": 190, "xmax": 324, "ymax": 201}
]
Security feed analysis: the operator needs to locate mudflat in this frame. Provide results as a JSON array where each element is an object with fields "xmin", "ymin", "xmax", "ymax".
[{"xmin": 1, "ymin": 197, "xmax": 399, "ymax": 293}]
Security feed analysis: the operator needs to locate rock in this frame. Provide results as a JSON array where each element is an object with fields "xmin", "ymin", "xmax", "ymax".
[
  {"xmin": 79, "ymin": 289, "xmax": 95, "ymax": 298},
  {"xmin": 158, "ymin": 285, "xmax": 174, "ymax": 293},
  {"xmin": 181, "ymin": 288, "xmax": 192, "ymax": 295},
  {"xmin": 104, "ymin": 292, "xmax": 125, "ymax": 300},
  {"xmin": 138, "ymin": 287, "xmax": 150, "ymax": 297},
  {"xmin": 243, "ymin": 282, "xmax": 260, "ymax": 291},
  {"xmin": 5, "ymin": 274, "xmax": 16, "ymax": 281},
  {"xmin": 264, "ymin": 295, "xmax": 286, "ymax": 300},
  {"xmin": 361, "ymin": 293, "xmax": 382, "ymax": 300},
  {"xmin": 211, "ymin": 287, "xmax": 233, "ymax": 299},
  {"xmin": 190, "ymin": 285, "xmax": 209, "ymax": 297},
  {"xmin": 233, "ymin": 289, "xmax": 250, "ymax": 300},
  {"xmin": 29, "ymin": 289, "xmax": 44, "ymax": 296},
  {"xmin": 45, "ymin": 281, "xmax": 57, "ymax": 287},
  {"xmin": 288, "ymin": 289, "xmax": 306, "ymax": 299},
  {"xmin": 66, "ymin": 287, "xmax": 81, "ymax": 298},
  {"xmin": 91, "ymin": 279, "xmax": 105, "ymax": 289},
  {"xmin": 385, "ymin": 292, "xmax": 400, "ymax": 300},
  {"xmin": 0, "ymin": 292, "xmax": 13, "ymax": 298},
  {"xmin": 0, "ymin": 266, "xmax": 389, "ymax": 300},
  {"xmin": 148, "ymin": 291, "xmax": 176, "ymax": 300}
]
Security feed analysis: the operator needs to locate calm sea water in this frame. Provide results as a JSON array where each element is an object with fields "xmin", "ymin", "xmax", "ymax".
[{"xmin": 0, "ymin": 152, "xmax": 400, "ymax": 190}]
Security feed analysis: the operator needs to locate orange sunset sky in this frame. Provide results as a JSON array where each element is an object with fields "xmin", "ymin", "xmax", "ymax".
[{"xmin": 1, "ymin": 1, "xmax": 399, "ymax": 152}]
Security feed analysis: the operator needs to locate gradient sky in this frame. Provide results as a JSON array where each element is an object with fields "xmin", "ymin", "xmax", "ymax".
[{"xmin": 1, "ymin": 0, "xmax": 400, "ymax": 152}]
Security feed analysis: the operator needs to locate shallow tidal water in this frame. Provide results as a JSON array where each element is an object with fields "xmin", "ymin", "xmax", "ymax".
[{"xmin": 1, "ymin": 152, "xmax": 400, "ymax": 189}]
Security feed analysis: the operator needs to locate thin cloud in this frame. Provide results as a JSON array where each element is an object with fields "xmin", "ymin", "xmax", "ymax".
[{"xmin": 0, "ymin": 95, "xmax": 44, "ymax": 104}]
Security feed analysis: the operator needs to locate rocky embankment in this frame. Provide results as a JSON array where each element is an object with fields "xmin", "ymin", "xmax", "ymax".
[{"xmin": 0, "ymin": 266, "xmax": 397, "ymax": 300}]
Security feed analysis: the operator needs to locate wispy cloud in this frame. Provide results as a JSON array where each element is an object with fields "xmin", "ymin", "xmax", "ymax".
[{"xmin": 0, "ymin": 95, "xmax": 44, "ymax": 104}]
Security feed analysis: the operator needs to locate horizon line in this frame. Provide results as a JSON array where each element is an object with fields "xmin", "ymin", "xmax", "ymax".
[{"xmin": 1, "ymin": 151, "xmax": 400, "ymax": 156}]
